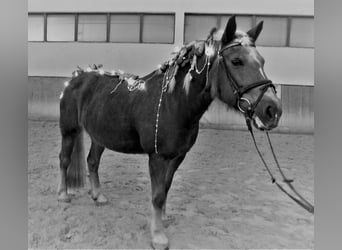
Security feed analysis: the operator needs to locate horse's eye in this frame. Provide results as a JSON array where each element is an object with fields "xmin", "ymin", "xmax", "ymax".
[{"xmin": 231, "ymin": 58, "xmax": 243, "ymax": 66}]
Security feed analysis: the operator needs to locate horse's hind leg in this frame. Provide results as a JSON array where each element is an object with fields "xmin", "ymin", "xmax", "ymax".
[
  {"xmin": 58, "ymin": 131, "xmax": 78, "ymax": 202},
  {"xmin": 87, "ymin": 141, "xmax": 108, "ymax": 205}
]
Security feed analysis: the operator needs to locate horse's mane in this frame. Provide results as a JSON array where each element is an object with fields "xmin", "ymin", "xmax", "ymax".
[
  {"xmin": 214, "ymin": 29, "xmax": 254, "ymax": 46},
  {"xmin": 159, "ymin": 27, "xmax": 254, "ymax": 94},
  {"xmin": 158, "ymin": 27, "xmax": 219, "ymax": 94},
  {"xmin": 69, "ymin": 28, "xmax": 253, "ymax": 95}
]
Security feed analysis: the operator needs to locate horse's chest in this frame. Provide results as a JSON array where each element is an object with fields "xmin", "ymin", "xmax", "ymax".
[{"xmin": 158, "ymin": 125, "xmax": 199, "ymax": 155}]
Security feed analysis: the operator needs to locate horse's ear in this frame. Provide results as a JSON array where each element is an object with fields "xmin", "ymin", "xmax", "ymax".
[
  {"xmin": 221, "ymin": 15, "xmax": 237, "ymax": 45},
  {"xmin": 247, "ymin": 20, "xmax": 263, "ymax": 42}
]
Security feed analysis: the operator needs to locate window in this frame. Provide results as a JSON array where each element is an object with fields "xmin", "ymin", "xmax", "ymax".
[
  {"xmin": 290, "ymin": 17, "xmax": 314, "ymax": 48},
  {"xmin": 184, "ymin": 15, "xmax": 217, "ymax": 43},
  {"xmin": 255, "ymin": 16, "xmax": 288, "ymax": 47},
  {"xmin": 47, "ymin": 14, "xmax": 75, "ymax": 41},
  {"xmin": 184, "ymin": 14, "xmax": 253, "ymax": 43},
  {"xmin": 78, "ymin": 14, "xmax": 107, "ymax": 42},
  {"xmin": 29, "ymin": 12, "xmax": 312, "ymax": 47},
  {"xmin": 220, "ymin": 15, "xmax": 252, "ymax": 32},
  {"xmin": 29, "ymin": 12, "xmax": 175, "ymax": 44},
  {"xmin": 184, "ymin": 13, "xmax": 313, "ymax": 48},
  {"xmin": 142, "ymin": 15, "xmax": 174, "ymax": 43},
  {"xmin": 110, "ymin": 14, "xmax": 140, "ymax": 43},
  {"xmin": 28, "ymin": 15, "xmax": 44, "ymax": 41}
]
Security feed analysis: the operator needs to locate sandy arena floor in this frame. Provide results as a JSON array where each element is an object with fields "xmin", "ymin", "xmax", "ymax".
[{"xmin": 28, "ymin": 120, "xmax": 314, "ymax": 249}]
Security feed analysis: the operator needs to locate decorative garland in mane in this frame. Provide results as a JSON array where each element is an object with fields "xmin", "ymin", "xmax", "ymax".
[
  {"xmin": 153, "ymin": 28, "xmax": 217, "ymax": 153},
  {"xmin": 158, "ymin": 27, "xmax": 217, "ymax": 95},
  {"xmin": 65, "ymin": 27, "xmax": 218, "ymax": 97},
  {"xmin": 69, "ymin": 64, "xmax": 146, "ymax": 93}
]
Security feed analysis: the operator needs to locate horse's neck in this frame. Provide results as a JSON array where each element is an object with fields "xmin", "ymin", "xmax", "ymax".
[
  {"xmin": 167, "ymin": 57, "xmax": 214, "ymax": 123},
  {"xmin": 187, "ymin": 79, "xmax": 213, "ymax": 122}
]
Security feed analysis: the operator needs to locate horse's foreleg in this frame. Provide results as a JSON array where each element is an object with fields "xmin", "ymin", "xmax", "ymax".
[
  {"xmin": 87, "ymin": 142, "xmax": 107, "ymax": 205},
  {"xmin": 162, "ymin": 154, "xmax": 185, "ymax": 219},
  {"xmin": 148, "ymin": 153, "xmax": 170, "ymax": 250}
]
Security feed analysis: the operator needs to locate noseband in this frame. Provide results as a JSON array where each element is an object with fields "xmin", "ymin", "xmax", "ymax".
[{"xmin": 218, "ymin": 42, "xmax": 276, "ymax": 118}]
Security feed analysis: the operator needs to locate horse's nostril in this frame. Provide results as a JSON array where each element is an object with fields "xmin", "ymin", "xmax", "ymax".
[{"xmin": 265, "ymin": 106, "xmax": 275, "ymax": 119}]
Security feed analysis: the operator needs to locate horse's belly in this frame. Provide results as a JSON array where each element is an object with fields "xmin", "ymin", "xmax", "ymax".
[
  {"xmin": 85, "ymin": 125, "xmax": 145, "ymax": 154},
  {"xmin": 105, "ymin": 140, "xmax": 144, "ymax": 154}
]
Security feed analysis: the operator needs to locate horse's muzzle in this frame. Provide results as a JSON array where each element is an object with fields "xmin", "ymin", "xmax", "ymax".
[{"xmin": 253, "ymin": 97, "xmax": 282, "ymax": 131}]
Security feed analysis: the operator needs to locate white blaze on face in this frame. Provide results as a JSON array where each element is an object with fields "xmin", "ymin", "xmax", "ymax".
[
  {"xmin": 259, "ymin": 67, "xmax": 267, "ymax": 79},
  {"xmin": 248, "ymin": 48, "xmax": 279, "ymax": 101},
  {"xmin": 248, "ymin": 49, "xmax": 266, "ymax": 77}
]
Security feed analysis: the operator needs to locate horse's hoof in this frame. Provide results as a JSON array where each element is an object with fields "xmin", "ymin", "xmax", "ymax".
[
  {"xmin": 151, "ymin": 233, "xmax": 169, "ymax": 250},
  {"xmin": 94, "ymin": 193, "xmax": 109, "ymax": 206},
  {"xmin": 58, "ymin": 192, "xmax": 71, "ymax": 203},
  {"xmin": 151, "ymin": 242, "xmax": 169, "ymax": 250}
]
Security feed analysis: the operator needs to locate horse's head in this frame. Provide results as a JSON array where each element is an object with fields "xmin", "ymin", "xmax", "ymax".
[{"xmin": 210, "ymin": 16, "xmax": 282, "ymax": 131}]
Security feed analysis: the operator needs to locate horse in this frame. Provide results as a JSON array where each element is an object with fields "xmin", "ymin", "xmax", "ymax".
[{"xmin": 57, "ymin": 15, "xmax": 282, "ymax": 249}]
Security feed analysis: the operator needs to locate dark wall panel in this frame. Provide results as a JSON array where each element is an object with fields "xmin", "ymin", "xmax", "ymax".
[{"xmin": 28, "ymin": 77, "xmax": 314, "ymax": 133}]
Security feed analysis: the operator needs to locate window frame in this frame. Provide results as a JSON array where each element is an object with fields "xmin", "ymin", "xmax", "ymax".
[
  {"xmin": 184, "ymin": 13, "xmax": 314, "ymax": 48},
  {"xmin": 28, "ymin": 12, "xmax": 313, "ymax": 48},
  {"xmin": 28, "ymin": 12, "xmax": 175, "ymax": 44},
  {"xmin": 108, "ymin": 13, "xmax": 142, "ymax": 44},
  {"xmin": 108, "ymin": 12, "xmax": 175, "ymax": 44},
  {"xmin": 28, "ymin": 13, "xmax": 46, "ymax": 42},
  {"xmin": 254, "ymin": 14, "xmax": 289, "ymax": 47},
  {"xmin": 45, "ymin": 13, "xmax": 77, "ymax": 42},
  {"xmin": 183, "ymin": 13, "xmax": 222, "ymax": 44},
  {"xmin": 141, "ymin": 13, "xmax": 175, "ymax": 44},
  {"xmin": 184, "ymin": 13, "xmax": 255, "ymax": 44},
  {"xmin": 288, "ymin": 15, "xmax": 314, "ymax": 48},
  {"xmin": 77, "ymin": 13, "xmax": 108, "ymax": 43}
]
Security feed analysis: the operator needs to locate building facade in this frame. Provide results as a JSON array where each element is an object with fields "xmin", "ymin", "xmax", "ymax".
[{"xmin": 28, "ymin": 0, "xmax": 314, "ymax": 132}]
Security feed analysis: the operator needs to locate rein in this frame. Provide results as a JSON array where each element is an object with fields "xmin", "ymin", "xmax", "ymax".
[
  {"xmin": 245, "ymin": 117, "xmax": 314, "ymax": 214},
  {"xmin": 154, "ymin": 40, "xmax": 314, "ymax": 214},
  {"xmin": 220, "ymin": 41, "xmax": 314, "ymax": 214}
]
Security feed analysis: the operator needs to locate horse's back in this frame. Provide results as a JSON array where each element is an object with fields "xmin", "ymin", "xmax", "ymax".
[
  {"xmin": 60, "ymin": 72, "xmax": 157, "ymax": 154},
  {"xmin": 60, "ymin": 71, "xmax": 200, "ymax": 156}
]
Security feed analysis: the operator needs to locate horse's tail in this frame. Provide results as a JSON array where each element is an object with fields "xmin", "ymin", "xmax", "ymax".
[
  {"xmin": 66, "ymin": 129, "xmax": 86, "ymax": 188},
  {"xmin": 60, "ymin": 75, "xmax": 87, "ymax": 189}
]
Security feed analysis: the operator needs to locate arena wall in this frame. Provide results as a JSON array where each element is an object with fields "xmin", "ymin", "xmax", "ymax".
[{"xmin": 28, "ymin": 76, "xmax": 313, "ymax": 133}]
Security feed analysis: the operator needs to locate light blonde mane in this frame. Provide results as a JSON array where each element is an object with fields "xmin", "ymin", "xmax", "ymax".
[{"xmin": 165, "ymin": 29, "xmax": 253, "ymax": 95}]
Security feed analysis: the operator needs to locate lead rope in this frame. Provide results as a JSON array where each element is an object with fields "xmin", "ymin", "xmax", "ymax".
[
  {"xmin": 265, "ymin": 132, "xmax": 315, "ymax": 211},
  {"xmin": 245, "ymin": 118, "xmax": 314, "ymax": 214}
]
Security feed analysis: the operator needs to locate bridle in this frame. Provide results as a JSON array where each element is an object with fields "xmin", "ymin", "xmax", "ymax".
[
  {"xmin": 218, "ymin": 41, "xmax": 276, "ymax": 119},
  {"xmin": 218, "ymin": 41, "xmax": 314, "ymax": 214},
  {"xmin": 151, "ymin": 39, "xmax": 314, "ymax": 213}
]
